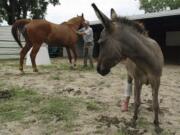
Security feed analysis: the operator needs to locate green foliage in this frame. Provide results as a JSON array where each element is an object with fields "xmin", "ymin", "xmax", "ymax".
[
  {"xmin": 139, "ymin": 0, "xmax": 180, "ymax": 13},
  {"xmin": 0, "ymin": 0, "xmax": 60, "ymax": 25}
]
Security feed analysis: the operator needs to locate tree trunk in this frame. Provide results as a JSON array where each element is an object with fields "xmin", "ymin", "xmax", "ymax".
[{"xmin": 6, "ymin": 0, "xmax": 17, "ymax": 25}]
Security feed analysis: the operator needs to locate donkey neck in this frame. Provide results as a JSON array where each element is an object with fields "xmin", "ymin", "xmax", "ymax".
[{"xmin": 121, "ymin": 31, "xmax": 161, "ymax": 75}]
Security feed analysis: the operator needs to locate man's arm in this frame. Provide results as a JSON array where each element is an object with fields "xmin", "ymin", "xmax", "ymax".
[{"xmin": 76, "ymin": 31, "xmax": 86, "ymax": 35}]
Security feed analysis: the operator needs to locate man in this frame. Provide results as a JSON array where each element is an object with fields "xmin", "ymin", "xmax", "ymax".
[{"xmin": 76, "ymin": 21, "xmax": 94, "ymax": 68}]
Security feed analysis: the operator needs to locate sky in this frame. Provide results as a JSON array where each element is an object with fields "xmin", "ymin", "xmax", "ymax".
[
  {"xmin": 1, "ymin": 0, "xmax": 144, "ymax": 25},
  {"xmin": 46, "ymin": 0, "xmax": 144, "ymax": 24}
]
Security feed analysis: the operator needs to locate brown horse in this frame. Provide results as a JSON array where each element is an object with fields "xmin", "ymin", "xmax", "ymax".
[
  {"xmin": 11, "ymin": 14, "xmax": 85, "ymax": 72},
  {"xmin": 92, "ymin": 3, "xmax": 164, "ymax": 131}
]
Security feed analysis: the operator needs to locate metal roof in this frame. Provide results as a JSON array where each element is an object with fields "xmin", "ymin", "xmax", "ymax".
[{"xmin": 90, "ymin": 8, "xmax": 180, "ymax": 25}]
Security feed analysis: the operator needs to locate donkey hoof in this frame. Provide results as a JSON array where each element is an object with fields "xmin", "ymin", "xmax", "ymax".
[
  {"xmin": 153, "ymin": 120, "xmax": 159, "ymax": 127},
  {"xmin": 155, "ymin": 126, "xmax": 163, "ymax": 134},
  {"xmin": 130, "ymin": 118, "xmax": 137, "ymax": 128}
]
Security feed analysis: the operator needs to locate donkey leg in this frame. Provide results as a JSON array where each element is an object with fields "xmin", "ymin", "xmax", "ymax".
[
  {"xmin": 122, "ymin": 75, "xmax": 133, "ymax": 111},
  {"xmin": 19, "ymin": 44, "xmax": 32, "ymax": 72},
  {"xmin": 132, "ymin": 79, "xmax": 142, "ymax": 125},
  {"xmin": 30, "ymin": 45, "xmax": 41, "ymax": 72},
  {"xmin": 151, "ymin": 78, "xmax": 160, "ymax": 127}
]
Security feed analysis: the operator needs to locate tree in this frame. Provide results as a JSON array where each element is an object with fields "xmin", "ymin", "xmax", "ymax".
[
  {"xmin": 0, "ymin": 0, "xmax": 60, "ymax": 25},
  {"xmin": 139, "ymin": 0, "xmax": 180, "ymax": 13}
]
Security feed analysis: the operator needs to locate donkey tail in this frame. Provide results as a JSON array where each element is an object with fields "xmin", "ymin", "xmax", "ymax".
[{"xmin": 11, "ymin": 19, "xmax": 31, "ymax": 48}]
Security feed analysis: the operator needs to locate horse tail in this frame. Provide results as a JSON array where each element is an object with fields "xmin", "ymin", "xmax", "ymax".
[{"xmin": 11, "ymin": 19, "xmax": 31, "ymax": 48}]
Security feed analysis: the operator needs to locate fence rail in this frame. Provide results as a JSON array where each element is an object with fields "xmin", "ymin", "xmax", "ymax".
[{"xmin": 0, "ymin": 26, "xmax": 20, "ymax": 59}]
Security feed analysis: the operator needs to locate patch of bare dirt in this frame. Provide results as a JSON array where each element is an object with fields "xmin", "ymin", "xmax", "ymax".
[{"xmin": 0, "ymin": 58, "xmax": 180, "ymax": 135}]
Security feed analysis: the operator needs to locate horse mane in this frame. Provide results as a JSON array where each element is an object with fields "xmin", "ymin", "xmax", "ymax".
[
  {"xmin": 66, "ymin": 16, "xmax": 82, "ymax": 25},
  {"xmin": 116, "ymin": 17, "xmax": 148, "ymax": 36}
]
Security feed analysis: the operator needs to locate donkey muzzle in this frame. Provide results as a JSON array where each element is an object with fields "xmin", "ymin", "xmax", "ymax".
[{"xmin": 97, "ymin": 65, "xmax": 110, "ymax": 76}]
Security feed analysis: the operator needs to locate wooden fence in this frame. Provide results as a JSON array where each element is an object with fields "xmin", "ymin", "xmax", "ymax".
[
  {"xmin": 0, "ymin": 26, "xmax": 20, "ymax": 59},
  {"xmin": 0, "ymin": 26, "xmax": 85, "ymax": 59}
]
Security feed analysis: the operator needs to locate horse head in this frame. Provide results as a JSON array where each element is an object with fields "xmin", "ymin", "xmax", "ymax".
[{"xmin": 67, "ymin": 14, "xmax": 85, "ymax": 30}]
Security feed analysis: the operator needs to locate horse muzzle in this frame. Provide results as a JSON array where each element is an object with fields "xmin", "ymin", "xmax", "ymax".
[{"xmin": 97, "ymin": 65, "xmax": 110, "ymax": 76}]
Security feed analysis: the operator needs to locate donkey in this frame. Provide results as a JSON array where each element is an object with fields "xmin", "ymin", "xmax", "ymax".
[{"xmin": 92, "ymin": 3, "xmax": 164, "ymax": 129}]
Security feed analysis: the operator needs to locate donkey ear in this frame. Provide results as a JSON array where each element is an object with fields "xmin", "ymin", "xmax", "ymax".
[
  {"xmin": 111, "ymin": 8, "xmax": 118, "ymax": 20},
  {"xmin": 81, "ymin": 13, "xmax": 84, "ymax": 18},
  {"xmin": 92, "ymin": 3, "xmax": 112, "ymax": 31}
]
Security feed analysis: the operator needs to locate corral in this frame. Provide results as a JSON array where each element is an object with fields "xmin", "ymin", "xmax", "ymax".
[
  {"xmin": 0, "ymin": 59, "xmax": 180, "ymax": 135},
  {"xmin": 0, "ymin": 9, "xmax": 180, "ymax": 135}
]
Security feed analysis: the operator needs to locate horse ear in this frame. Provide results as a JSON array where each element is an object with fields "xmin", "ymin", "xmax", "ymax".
[
  {"xmin": 92, "ymin": 3, "xmax": 113, "ymax": 31},
  {"xmin": 81, "ymin": 13, "xmax": 84, "ymax": 18},
  {"xmin": 111, "ymin": 8, "xmax": 118, "ymax": 20}
]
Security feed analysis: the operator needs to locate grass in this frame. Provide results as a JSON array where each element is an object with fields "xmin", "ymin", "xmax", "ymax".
[
  {"xmin": 50, "ymin": 75, "xmax": 61, "ymax": 80},
  {"xmin": 0, "ymin": 83, "xmax": 81, "ymax": 124},
  {"xmin": 86, "ymin": 101, "xmax": 102, "ymax": 111},
  {"xmin": 39, "ymin": 61, "xmax": 95, "ymax": 75},
  {"xmin": 116, "ymin": 128, "xmax": 128, "ymax": 135},
  {"xmin": 38, "ymin": 97, "xmax": 79, "ymax": 122},
  {"xmin": 0, "ymin": 59, "xmax": 19, "ymax": 67},
  {"xmin": 137, "ymin": 117, "xmax": 150, "ymax": 128},
  {"xmin": 0, "ymin": 82, "xmax": 88, "ymax": 133},
  {"xmin": 0, "ymin": 85, "xmax": 42, "ymax": 122}
]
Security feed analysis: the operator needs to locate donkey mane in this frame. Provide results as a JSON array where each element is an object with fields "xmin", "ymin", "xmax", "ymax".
[{"xmin": 116, "ymin": 17, "xmax": 148, "ymax": 36}]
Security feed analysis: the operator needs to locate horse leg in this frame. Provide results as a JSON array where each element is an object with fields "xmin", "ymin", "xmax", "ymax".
[
  {"xmin": 66, "ymin": 47, "xmax": 72, "ymax": 66},
  {"xmin": 19, "ymin": 43, "xmax": 32, "ymax": 72},
  {"xmin": 132, "ymin": 79, "xmax": 142, "ymax": 126},
  {"xmin": 151, "ymin": 78, "xmax": 160, "ymax": 128},
  {"xmin": 30, "ymin": 45, "xmax": 41, "ymax": 72},
  {"xmin": 71, "ymin": 46, "xmax": 77, "ymax": 67}
]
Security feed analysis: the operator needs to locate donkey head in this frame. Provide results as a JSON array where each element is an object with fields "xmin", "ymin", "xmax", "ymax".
[{"xmin": 92, "ymin": 3, "xmax": 125, "ymax": 76}]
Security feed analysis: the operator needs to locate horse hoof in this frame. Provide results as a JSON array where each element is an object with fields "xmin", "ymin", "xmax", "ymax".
[
  {"xmin": 19, "ymin": 69, "xmax": 25, "ymax": 74},
  {"xmin": 69, "ymin": 66, "xmax": 74, "ymax": 70},
  {"xmin": 73, "ymin": 66, "xmax": 77, "ymax": 70},
  {"xmin": 33, "ymin": 69, "xmax": 38, "ymax": 72},
  {"xmin": 19, "ymin": 67, "xmax": 23, "ymax": 71},
  {"xmin": 19, "ymin": 71, "xmax": 25, "ymax": 75}
]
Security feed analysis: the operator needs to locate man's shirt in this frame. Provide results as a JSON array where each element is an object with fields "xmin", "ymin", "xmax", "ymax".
[{"xmin": 79, "ymin": 27, "xmax": 94, "ymax": 43}]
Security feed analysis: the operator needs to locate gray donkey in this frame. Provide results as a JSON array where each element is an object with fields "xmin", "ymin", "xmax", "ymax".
[{"xmin": 92, "ymin": 3, "xmax": 164, "ymax": 130}]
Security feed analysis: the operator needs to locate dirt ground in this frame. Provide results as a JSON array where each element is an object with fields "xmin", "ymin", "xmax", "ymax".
[{"xmin": 0, "ymin": 58, "xmax": 180, "ymax": 135}]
